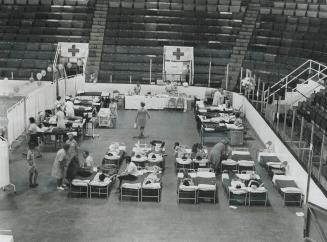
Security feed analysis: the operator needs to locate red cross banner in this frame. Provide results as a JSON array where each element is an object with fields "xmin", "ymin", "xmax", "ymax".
[
  {"xmin": 59, "ymin": 42, "xmax": 89, "ymax": 60},
  {"xmin": 163, "ymin": 46, "xmax": 193, "ymax": 62},
  {"xmin": 163, "ymin": 46, "xmax": 194, "ymax": 84}
]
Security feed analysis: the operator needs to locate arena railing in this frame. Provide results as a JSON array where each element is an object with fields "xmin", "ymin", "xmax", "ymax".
[{"xmin": 239, "ymin": 60, "xmax": 327, "ymax": 196}]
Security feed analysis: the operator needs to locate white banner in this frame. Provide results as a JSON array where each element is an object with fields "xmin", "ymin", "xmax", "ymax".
[
  {"xmin": 164, "ymin": 46, "xmax": 193, "ymax": 62},
  {"xmin": 59, "ymin": 42, "xmax": 89, "ymax": 59},
  {"xmin": 163, "ymin": 46, "xmax": 194, "ymax": 84}
]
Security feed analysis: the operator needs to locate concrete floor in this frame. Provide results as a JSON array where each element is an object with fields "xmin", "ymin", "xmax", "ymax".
[{"xmin": 0, "ymin": 110, "xmax": 304, "ymax": 242}]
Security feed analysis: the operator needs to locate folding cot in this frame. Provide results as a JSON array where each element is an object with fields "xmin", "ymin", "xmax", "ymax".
[
  {"xmin": 196, "ymin": 170, "xmax": 218, "ymax": 204},
  {"xmin": 120, "ymin": 171, "xmax": 162, "ymax": 202},
  {"xmin": 69, "ymin": 172, "xmax": 97, "ymax": 198},
  {"xmin": 177, "ymin": 171, "xmax": 198, "ymax": 204},
  {"xmin": 89, "ymin": 173, "xmax": 114, "ymax": 199},
  {"xmin": 221, "ymin": 172, "xmax": 268, "ymax": 206},
  {"xmin": 141, "ymin": 172, "xmax": 162, "ymax": 202},
  {"xmin": 147, "ymin": 152, "xmax": 165, "ymax": 170},
  {"xmin": 177, "ymin": 169, "xmax": 218, "ymax": 204},
  {"xmin": 258, "ymin": 152, "xmax": 281, "ymax": 167},
  {"xmin": 273, "ymin": 175, "xmax": 303, "ymax": 207}
]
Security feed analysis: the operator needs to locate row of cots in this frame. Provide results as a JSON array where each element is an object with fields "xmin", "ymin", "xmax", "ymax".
[{"xmin": 68, "ymin": 142, "xmax": 303, "ymax": 206}]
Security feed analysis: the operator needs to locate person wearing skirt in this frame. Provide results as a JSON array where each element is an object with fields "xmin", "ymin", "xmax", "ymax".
[{"xmin": 135, "ymin": 102, "xmax": 150, "ymax": 138}]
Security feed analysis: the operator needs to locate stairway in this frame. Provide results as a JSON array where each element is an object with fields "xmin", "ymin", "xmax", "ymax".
[
  {"xmin": 278, "ymin": 80, "xmax": 325, "ymax": 107},
  {"xmin": 85, "ymin": 0, "xmax": 108, "ymax": 82},
  {"xmin": 227, "ymin": 0, "xmax": 260, "ymax": 90}
]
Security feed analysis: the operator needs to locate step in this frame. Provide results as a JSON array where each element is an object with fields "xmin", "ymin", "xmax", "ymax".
[
  {"xmin": 89, "ymin": 44, "xmax": 103, "ymax": 49},
  {"xmin": 92, "ymin": 25, "xmax": 105, "ymax": 29}
]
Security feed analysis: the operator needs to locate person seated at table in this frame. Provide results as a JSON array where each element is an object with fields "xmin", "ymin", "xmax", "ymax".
[
  {"xmin": 234, "ymin": 113, "xmax": 243, "ymax": 127},
  {"xmin": 117, "ymin": 156, "xmax": 138, "ymax": 189},
  {"xmin": 82, "ymin": 151, "xmax": 94, "ymax": 169},
  {"xmin": 181, "ymin": 169, "xmax": 194, "ymax": 186},
  {"xmin": 64, "ymin": 96, "xmax": 75, "ymax": 118},
  {"xmin": 56, "ymin": 107, "xmax": 66, "ymax": 129},
  {"xmin": 134, "ymin": 82, "xmax": 141, "ymax": 95}
]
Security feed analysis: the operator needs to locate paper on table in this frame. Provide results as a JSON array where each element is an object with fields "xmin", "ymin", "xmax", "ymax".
[{"xmin": 229, "ymin": 205, "xmax": 238, "ymax": 209}]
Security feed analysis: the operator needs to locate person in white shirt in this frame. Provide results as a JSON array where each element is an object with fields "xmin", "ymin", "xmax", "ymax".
[
  {"xmin": 117, "ymin": 156, "xmax": 138, "ymax": 188},
  {"xmin": 82, "ymin": 151, "xmax": 94, "ymax": 169},
  {"xmin": 134, "ymin": 82, "xmax": 141, "ymax": 95},
  {"xmin": 27, "ymin": 117, "xmax": 42, "ymax": 158},
  {"xmin": 65, "ymin": 97, "xmax": 75, "ymax": 118},
  {"xmin": 56, "ymin": 107, "xmax": 66, "ymax": 129},
  {"xmin": 212, "ymin": 89, "xmax": 223, "ymax": 106}
]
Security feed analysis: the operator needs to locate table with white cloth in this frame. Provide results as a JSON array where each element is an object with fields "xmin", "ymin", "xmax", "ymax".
[{"xmin": 124, "ymin": 95, "xmax": 189, "ymax": 111}]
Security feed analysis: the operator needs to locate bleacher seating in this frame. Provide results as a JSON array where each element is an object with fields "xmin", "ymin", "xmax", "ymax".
[
  {"xmin": 243, "ymin": 1, "xmax": 327, "ymax": 85},
  {"xmin": 98, "ymin": 0, "xmax": 246, "ymax": 86},
  {"xmin": 0, "ymin": 1, "xmax": 95, "ymax": 79}
]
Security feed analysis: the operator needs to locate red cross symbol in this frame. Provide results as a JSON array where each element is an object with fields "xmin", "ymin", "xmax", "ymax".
[
  {"xmin": 173, "ymin": 48, "xmax": 184, "ymax": 60},
  {"xmin": 68, "ymin": 44, "xmax": 80, "ymax": 57}
]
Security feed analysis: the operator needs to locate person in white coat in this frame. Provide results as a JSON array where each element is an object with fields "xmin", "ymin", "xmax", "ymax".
[{"xmin": 65, "ymin": 97, "xmax": 75, "ymax": 118}]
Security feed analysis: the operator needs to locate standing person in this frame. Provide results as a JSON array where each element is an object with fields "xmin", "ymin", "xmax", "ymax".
[
  {"xmin": 134, "ymin": 82, "xmax": 141, "ymax": 95},
  {"xmin": 56, "ymin": 107, "xmax": 66, "ymax": 129},
  {"xmin": 65, "ymin": 96, "xmax": 75, "ymax": 118},
  {"xmin": 135, "ymin": 102, "xmax": 150, "ymax": 138},
  {"xmin": 66, "ymin": 132, "xmax": 78, "ymax": 162},
  {"xmin": 26, "ymin": 143, "xmax": 38, "ymax": 188},
  {"xmin": 27, "ymin": 117, "xmax": 42, "ymax": 158},
  {"xmin": 51, "ymin": 143, "xmax": 70, "ymax": 190},
  {"xmin": 55, "ymin": 96, "xmax": 63, "ymax": 112},
  {"xmin": 212, "ymin": 89, "xmax": 222, "ymax": 106},
  {"xmin": 66, "ymin": 156, "xmax": 80, "ymax": 183},
  {"xmin": 209, "ymin": 140, "xmax": 227, "ymax": 173},
  {"xmin": 182, "ymin": 64, "xmax": 190, "ymax": 83},
  {"xmin": 109, "ymin": 99, "xmax": 118, "ymax": 129}
]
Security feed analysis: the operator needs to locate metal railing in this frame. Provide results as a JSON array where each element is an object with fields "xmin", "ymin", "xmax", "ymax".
[
  {"xmin": 241, "ymin": 59, "xmax": 327, "ymax": 196},
  {"xmin": 263, "ymin": 60, "xmax": 327, "ymax": 102}
]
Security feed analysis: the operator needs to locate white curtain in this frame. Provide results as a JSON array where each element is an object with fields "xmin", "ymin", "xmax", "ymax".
[
  {"xmin": 7, "ymin": 99, "xmax": 25, "ymax": 144},
  {"xmin": 0, "ymin": 138, "xmax": 10, "ymax": 187}
]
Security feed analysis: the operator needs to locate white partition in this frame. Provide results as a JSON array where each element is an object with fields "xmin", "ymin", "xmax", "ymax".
[
  {"xmin": 233, "ymin": 93, "xmax": 327, "ymax": 209},
  {"xmin": 58, "ymin": 75, "xmax": 85, "ymax": 98},
  {"xmin": 6, "ymin": 99, "xmax": 25, "ymax": 145},
  {"xmin": 5, "ymin": 76, "xmax": 84, "ymax": 145},
  {"xmin": 0, "ymin": 137, "xmax": 10, "ymax": 188}
]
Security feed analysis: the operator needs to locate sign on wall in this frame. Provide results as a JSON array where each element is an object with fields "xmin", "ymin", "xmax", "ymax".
[{"xmin": 163, "ymin": 46, "xmax": 194, "ymax": 85}]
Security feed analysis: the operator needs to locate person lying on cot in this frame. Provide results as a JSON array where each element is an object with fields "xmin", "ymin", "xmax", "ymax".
[
  {"xmin": 181, "ymin": 169, "xmax": 194, "ymax": 187},
  {"xmin": 246, "ymin": 173, "xmax": 261, "ymax": 188},
  {"xmin": 234, "ymin": 113, "xmax": 243, "ymax": 127}
]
